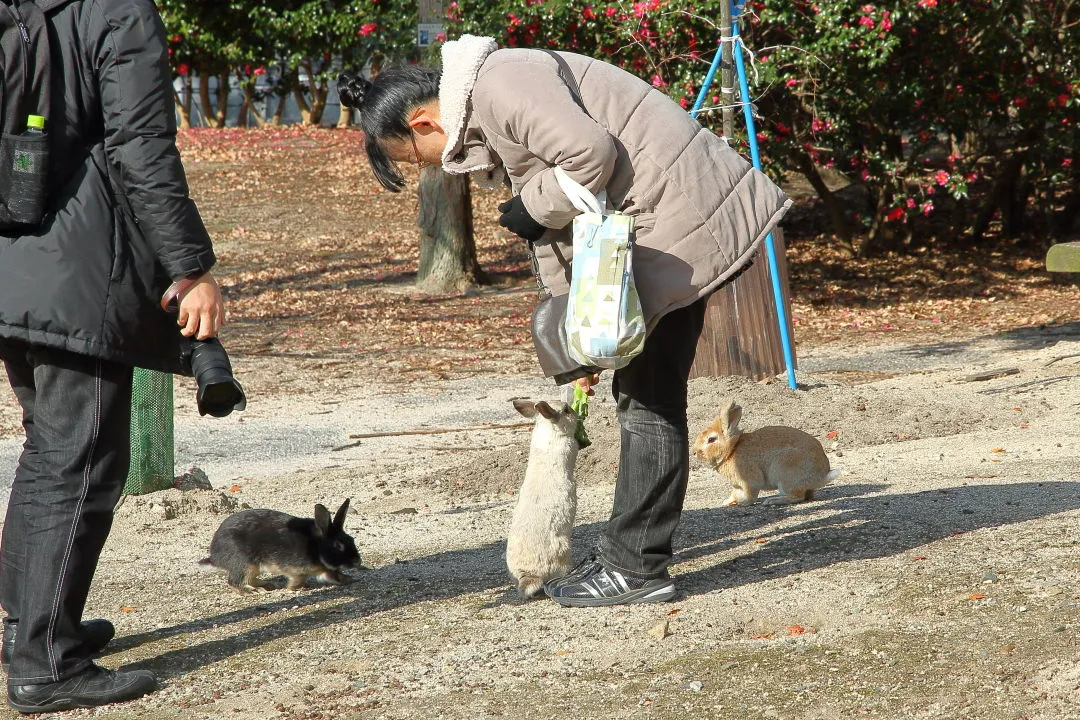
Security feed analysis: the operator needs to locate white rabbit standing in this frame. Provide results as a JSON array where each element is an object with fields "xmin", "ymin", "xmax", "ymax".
[
  {"xmin": 506, "ymin": 398, "xmax": 584, "ymax": 598},
  {"xmin": 693, "ymin": 400, "xmax": 841, "ymax": 506}
]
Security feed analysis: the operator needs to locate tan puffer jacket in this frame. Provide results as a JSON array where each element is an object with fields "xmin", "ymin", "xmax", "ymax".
[{"xmin": 440, "ymin": 36, "xmax": 791, "ymax": 330}]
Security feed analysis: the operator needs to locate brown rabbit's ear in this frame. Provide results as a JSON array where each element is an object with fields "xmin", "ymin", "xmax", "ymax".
[
  {"xmin": 512, "ymin": 398, "xmax": 538, "ymax": 418},
  {"xmin": 721, "ymin": 400, "xmax": 742, "ymax": 438},
  {"xmin": 314, "ymin": 504, "xmax": 332, "ymax": 536},
  {"xmin": 333, "ymin": 499, "xmax": 351, "ymax": 530},
  {"xmin": 533, "ymin": 401, "xmax": 559, "ymax": 420}
]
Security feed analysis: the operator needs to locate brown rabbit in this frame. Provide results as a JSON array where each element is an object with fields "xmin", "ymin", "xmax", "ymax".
[{"xmin": 693, "ymin": 400, "xmax": 839, "ymax": 506}]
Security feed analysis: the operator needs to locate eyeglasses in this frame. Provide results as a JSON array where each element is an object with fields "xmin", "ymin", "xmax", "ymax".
[{"xmin": 410, "ymin": 131, "xmax": 430, "ymax": 170}]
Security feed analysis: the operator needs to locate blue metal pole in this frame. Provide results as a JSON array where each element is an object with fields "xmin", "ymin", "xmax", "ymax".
[
  {"xmin": 689, "ymin": 41, "xmax": 724, "ymax": 117},
  {"xmin": 730, "ymin": 1, "xmax": 798, "ymax": 389}
]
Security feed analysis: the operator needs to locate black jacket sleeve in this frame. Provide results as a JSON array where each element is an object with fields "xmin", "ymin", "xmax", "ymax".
[{"xmin": 89, "ymin": 0, "xmax": 215, "ymax": 280}]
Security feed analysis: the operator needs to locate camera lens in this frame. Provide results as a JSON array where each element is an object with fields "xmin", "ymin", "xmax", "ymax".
[{"xmin": 184, "ymin": 338, "xmax": 247, "ymax": 417}]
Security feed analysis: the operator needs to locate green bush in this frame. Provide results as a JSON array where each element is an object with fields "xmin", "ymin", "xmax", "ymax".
[{"xmin": 450, "ymin": 0, "xmax": 1079, "ymax": 255}]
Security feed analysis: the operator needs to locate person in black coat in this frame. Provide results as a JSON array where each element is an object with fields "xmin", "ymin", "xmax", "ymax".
[{"xmin": 0, "ymin": 0, "xmax": 224, "ymax": 712}]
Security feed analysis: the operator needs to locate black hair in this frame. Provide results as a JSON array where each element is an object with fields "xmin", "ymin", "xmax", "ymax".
[{"xmin": 337, "ymin": 65, "xmax": 442, "ymax": 192}]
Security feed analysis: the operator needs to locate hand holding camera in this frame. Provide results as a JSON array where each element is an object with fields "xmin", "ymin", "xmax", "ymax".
[
  {"xmin": 176, "ymin": 273, "xmax": 226, "ymax": 340},
  {"xmin": 164, "ymin": 272, "xmax": 247, "ymax": 418}
]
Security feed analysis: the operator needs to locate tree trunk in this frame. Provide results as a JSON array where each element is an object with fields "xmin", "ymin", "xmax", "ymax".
[
  {"xmin": 292, "ymin": 85, "xmax": 312, "ymax": 125},
  {"xmin": 860, "ymin": 187, "xmax": 905, "ymax": 257},
  {"xmin": 214, "ymin": 72, "xmax": 230, "ymax": 128},
  {"xmin": 242, "ymin": 84, "xmax": 267, "ymax": 128},
  {"xmin": 198, "ymin": 70, "xmax": 213, "ymax": 127},
  {"xmin": 968, "ymin": 152, "xmax": 1025, "ymax": 243},
  {"xmin": 271, "ymin": 87, "xmax": 288, "ymax": 126},
  {"xmin": 183, "ymin": 76, "xmax": 193, "ymax": 127},
  {"xmin": 789, "ymin": 149, "xmax": 853, "ymax": 249},
  {"xmin": 173, "ymin": 87, "xmax": 191, "ymax": 129},
  {"xmin": 416, "ymin": 168, "xmax": 484, "ymax": 293},
  {"xmin": 1054, "ymin": 165, "xmax": 1080, "ymax": 236},
  {"xmin": 337, "ymin": 105, "xmax": 352, "ymax": 128}
]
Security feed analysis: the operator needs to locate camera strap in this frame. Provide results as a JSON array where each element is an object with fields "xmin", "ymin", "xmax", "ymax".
[{"xmin": 161, "ymin": 276, "xmax": 197, "ymax": 312}]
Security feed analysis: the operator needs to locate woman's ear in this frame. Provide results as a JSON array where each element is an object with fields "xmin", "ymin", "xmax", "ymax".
[{"xmin": 407, "ymin": 102, "xmax": 443, "ymax": 135}]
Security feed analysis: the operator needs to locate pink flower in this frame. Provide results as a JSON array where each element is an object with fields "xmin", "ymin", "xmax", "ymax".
[
  {"xmin": 785, "ymin": 78, "xmax": 798, "ymax": 87},
  {"xmin": 811, "ymin": 118, "xmax": 830, "ymax": 133},
  {"xmin": 650, "ymin": 74, "xmax": 667, "ymax": 88},
  {"xmin": 879, "ymin": 10, "xmax": 892, "ymax": 31},
  {"xmin": 860, "ymin": 168, "xmax": 871, "ymax": 181},
  {"xmin": 648, "ymin": 0, "xmax": 663, "ymax": 9},
  {"xmin": 253, "ymin": 66, "xmax": 266, "ymax": 76},
  {"xmin": 435, "ymin": 32, "xmax": 447, "ymax": 43},
  {"xmin": 918, "ymin": 0, "xmax": 936, "ymax": 7},
  {"xmin": 633, "ymin": 2, "xmax": 647, "ymax": 18},
  {"xmin": 678, "ymin": 97, "xmax": 690, "ymax": 109},
  {"xmin": 605, "ymin": 6, "xmax": 617, "ymax": 16},
  {"xmin": 357, "ymin": 22, "xmax": 377, "ymax": 36},
  {"xmin": 858, "ymin": 15, "xmax": 875, "ymax": 28},
  {"xmin": 934, "ymin": 170, "xmax": 950, "ymax": 186},
  {"xmin": 922, "ymin": 201, "xmax": 934, "ymax": 216},
  {"xmin": 906, "ymin": 197, "xmax": 916, "ymax": 208},
  {"xmin": 177, "ymin": 63, "xmax": 189, "ymax": 76},
  {"xmin": 583, "ymin": 5, "xmax": 596, "ymax": 19},
  {"xmin": 1064, "ymin": 158, "xmax": 1074, "ymax": 168},
  {"xmin": 886, "ymin": 207, "xmax": 905, "ymax": 222}
]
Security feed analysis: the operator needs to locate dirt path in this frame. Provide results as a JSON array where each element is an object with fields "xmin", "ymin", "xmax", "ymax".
[{"xmin": 0, "ymin": 329, "xmax": 1076, "ymax": 720}]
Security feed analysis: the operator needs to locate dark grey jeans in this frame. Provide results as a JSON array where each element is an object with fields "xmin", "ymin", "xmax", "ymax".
[
  {"xmin": 0, "ymin": 339, "xmax": 132, "ymax": 683},
  {"xmin": 599, "ymin": 298, "xmax": 707, "ymax": 580}
]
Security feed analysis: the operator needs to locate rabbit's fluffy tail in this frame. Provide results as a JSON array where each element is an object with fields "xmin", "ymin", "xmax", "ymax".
[
  {"xmin": 824, "ymin": 469, "xmax": 843, "ymax": 485},
  {"xmin": 516, "ymin": 574, "xmax": 545, "ymax": 599}
]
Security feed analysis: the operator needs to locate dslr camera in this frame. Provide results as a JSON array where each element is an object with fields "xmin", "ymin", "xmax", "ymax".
[{"xmin": 179, "ymin": 337, "xmax": 247, "ymax": 418}]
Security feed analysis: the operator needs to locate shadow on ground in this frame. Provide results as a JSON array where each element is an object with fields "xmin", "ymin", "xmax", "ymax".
[{"xmin": 107, "ymin": 479, "xmax": 1080, "ymax": 680}]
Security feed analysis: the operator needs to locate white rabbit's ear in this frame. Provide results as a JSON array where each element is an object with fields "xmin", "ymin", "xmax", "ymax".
[
  {"xmin": 512, "ymin": 398, "xmax": 538, "ymax": 418},
  {"xmin": 721, "ymin": 401, "xmax": 742, "ymax": 438},
  {"xmin": 333, "ymin": 499, "xmax": 351, "ymax": 530},
  {"xmin": 314, "ymin": 504, "xmax": 332, "ymax": 536},
  {"xmin": 534, "ymin": 401, "xmax": 559, "ymax": 420}
]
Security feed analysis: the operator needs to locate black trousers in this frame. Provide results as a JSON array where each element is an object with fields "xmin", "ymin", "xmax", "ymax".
[
  {"xmin": 599, "ymin": 298, "xmax": 707, "ymax": 580},
  {"xmin": 0, "ymin": 339, "xmax": 132, "ymax": 683}
]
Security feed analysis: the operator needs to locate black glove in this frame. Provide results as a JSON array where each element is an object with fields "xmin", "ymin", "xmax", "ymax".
[{"xmin": 498, "ymin": 196, "xmax": 547, "ymax": 242}]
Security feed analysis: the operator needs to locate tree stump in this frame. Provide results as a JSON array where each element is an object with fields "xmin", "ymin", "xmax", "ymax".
[{"xmin": 416, "ymin": 167, "xmax": 485, "ymax": 293}]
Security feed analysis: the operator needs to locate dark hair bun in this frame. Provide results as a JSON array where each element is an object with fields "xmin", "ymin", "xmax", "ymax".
[{"xmin": 337, "ymin": 71, "xmax": 372, "ymax": 108}]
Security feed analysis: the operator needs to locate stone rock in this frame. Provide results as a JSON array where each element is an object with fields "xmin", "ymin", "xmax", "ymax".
[
  {"xmin": 174, "ymin": 466, "xmax": 213, "ymax": 491},
  {"xmin": 647, "ymin": 619, "xmax": 670, "ymax": 640}
]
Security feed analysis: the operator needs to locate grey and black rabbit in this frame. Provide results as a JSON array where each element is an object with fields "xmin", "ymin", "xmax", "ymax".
[{"xmin": 199, "ymin": 499, "xmax": 360, "ymax": 592}]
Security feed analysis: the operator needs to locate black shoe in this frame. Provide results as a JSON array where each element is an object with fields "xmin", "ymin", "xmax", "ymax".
[
  {"xmin": 548, "ymin": 562, "xmax": 676, "ymax": 607},
  {"xmin": 2, "ymin": 619, "xmax": 116, "ymax": 669},
  {"xmin": 543, "ymin": 555, "xmax": 604, "ymax": 595},
  {"xmin": 8, "ymin": 663, "xmax": 156, "ymax": 713}
]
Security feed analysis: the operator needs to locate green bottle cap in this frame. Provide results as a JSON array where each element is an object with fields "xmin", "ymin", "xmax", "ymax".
[{"xmin": 27, "ymin": 115, "xmax": 45, "ymax": 130}]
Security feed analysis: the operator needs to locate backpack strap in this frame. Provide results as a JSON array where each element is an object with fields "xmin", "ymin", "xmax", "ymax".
[{"xmin": 543, "ymin": 50, "xmax": 589, "ymax": 117}]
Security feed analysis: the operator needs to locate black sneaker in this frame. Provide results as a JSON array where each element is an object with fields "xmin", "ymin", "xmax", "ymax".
[
  {"xmin": 8, "ymin": 663, "xmax": 156, "ymax": 714},
  {"xmin": 2, "ymin": 619, "xmax": 115, "ymax": 670},
  {"xmin": 548, "ymin": 563, "xmax": 676, "ymax": 607},
  {"xmin": 543, "ymin": 555, "xmax": 604, "ymax": 594}
]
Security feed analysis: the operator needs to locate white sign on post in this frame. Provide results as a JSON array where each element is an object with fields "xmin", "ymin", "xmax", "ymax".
[{"xmin": 417, "ymin": 0, "xmax": 446, "ymax": 47}]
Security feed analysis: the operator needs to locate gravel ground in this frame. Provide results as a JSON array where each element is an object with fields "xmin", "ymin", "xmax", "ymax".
[{"xmin": 0, "ymin": 330, "xmax": 1078, "ymax": 720}]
